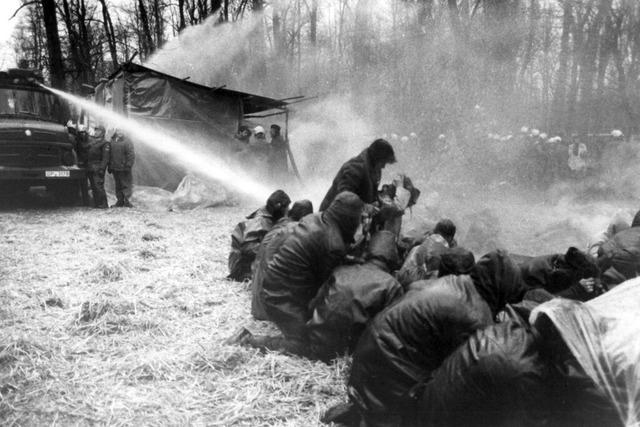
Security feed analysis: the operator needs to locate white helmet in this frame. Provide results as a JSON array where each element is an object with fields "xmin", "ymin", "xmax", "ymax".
[
  {"xmin": 438, "ymin": 134, "xmax": 446, "ymax": 140},
  {"xmin": 254, "ymin": 125, "xmax": 265, "ymax": 135},
  {"xmin": 390, "ymin": 133, "xmax": 399, "ymax": 140},
  {"xmin": 611, "ymin": 129, "xmax": 623, "ymax": 138},
  {"xmin": 540, "ymin": 133, "xmax": 548, "ymax": 140},
  {"xmin": 520, "ymin": 126, "xmax": 529, "ymax": 133},
  {"xmin": 531, "ymin": 129, "xmax": 540, "ymax": 137},
  {"xmin": 409, "ymin": 132, "xmax": 417, "ymax": 139},
  {"xmin": 400, "ymin": 136, "xmax": 409, "ymax": 143}
]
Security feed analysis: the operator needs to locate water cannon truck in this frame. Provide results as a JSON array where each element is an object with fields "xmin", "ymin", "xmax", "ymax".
[{"xmin": 0, "ymin": 68, "xmax": 87, "ymax": 203}]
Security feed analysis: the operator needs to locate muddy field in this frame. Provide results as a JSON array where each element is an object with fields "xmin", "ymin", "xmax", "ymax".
[{"xmin": 0, "ymin": 204, "xmax": 347, "ymax": 426}]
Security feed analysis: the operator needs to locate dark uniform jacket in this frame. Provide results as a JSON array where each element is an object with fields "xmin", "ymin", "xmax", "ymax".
[
  {"xmin": 348, "ymin": 251, "xmax": 525, "ymax": 426},
  {"xmin": 306, "ymin": 261, "xmax": 403, "ymax": 361},
  {"xmin": 260, "ymin": 212, "xmax": 349, "ymax": 339},
  {"xmin": 320, "ymin": 148, "xmax": 379, "ymax": 211},
  {"xmin": 86, "ymin": 136, "xmax": 110, "ymax": 172},
  {"xmin": 109, "ymin": 136, "xmax": 135, "ymax": 171}
]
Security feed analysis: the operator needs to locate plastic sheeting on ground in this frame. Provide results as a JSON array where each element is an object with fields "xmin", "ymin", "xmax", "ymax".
[
  {"xmin": 169, "ymin": 174, "xmax": 229, "ymax": 211},
  {"xmin": 530, "ymin": 277, "xmax": 640, "ymax": 427}
]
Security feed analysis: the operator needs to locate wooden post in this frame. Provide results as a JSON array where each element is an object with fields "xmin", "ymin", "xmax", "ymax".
[{"xmin": 284, "ymin": 109, "xmax": 302, "ymax": 183}]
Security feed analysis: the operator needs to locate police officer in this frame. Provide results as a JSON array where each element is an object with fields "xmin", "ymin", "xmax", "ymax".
[
  {"xmin": 109, "ymin": 130, "xmax": 135, "ymax": 208},
  {"xmin": 86, "ymin": 125, "xmax": 110, "ymax": 208}
]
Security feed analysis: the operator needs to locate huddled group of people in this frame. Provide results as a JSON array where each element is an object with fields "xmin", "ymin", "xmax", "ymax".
[
  {"xmin": 233, "ymin": 123, "xmax": 289, "ymax": 182},
  {"xmin": 226, "ymin": 138, "xmax": 640, "ymax": 427},
  {"xmin": 70, "ymin": 124, "xmax": 136, "ymax": 208}
]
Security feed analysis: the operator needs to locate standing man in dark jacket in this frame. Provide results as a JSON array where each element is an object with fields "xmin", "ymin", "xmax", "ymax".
[
  {"xmin": 268, "ymin": 124, "xmax": 288, "ymax": 182},
  {"xmin": 86, "ymin": 125, "xmax": 110, "ymax": 209},
  {"xmin": 109, "ymin": 130, "xmax": 135, "ymax": 208},
  {"xmin": 320, "ymin": 139, "xmax": 396, "ymax": 212},
  {"xmin": 347, "ymin": 250, "xmax": 526, "ymax": 427},
  {"xmin": 245, "ymin": 191, "xmax": 364, "ymax": 355}
]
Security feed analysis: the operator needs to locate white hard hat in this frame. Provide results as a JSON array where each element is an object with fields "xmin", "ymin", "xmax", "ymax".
[
  {"xmin": 400, "ymin": 136, "xmax": 409, "ymax": 143},
  {"xmin": 520, "ymin": 126, "xmax": 529, "ymax": 133},
  {"xmin": 611, "ymin": 129, "xmax": 623, "ymax": 138},
  {"xmin": 390, "ymin": 133, "xmax": 398, "ymax": 140},
  {"xmin": 540, "ymin": 133, "xmax": 548, "ymax": 140},
  {"xmin": 409, "ymin": 132, "xmax": 417, "ymax": 139},
  {"xmin": 438, "ymin": 134, "xmax": 446, "ymax": 140},
  {"xmin": 254, "ymin": 125, "xmax": 265, "ymax": 134},
  {"xmin": 531, "ymin": 129, "xmax": 540, "ymax": 137}
]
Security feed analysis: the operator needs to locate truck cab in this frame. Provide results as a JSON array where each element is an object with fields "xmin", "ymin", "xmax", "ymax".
[{"xmin": 0, "ymin": 68, "xmax": 86, "ymax": 203}]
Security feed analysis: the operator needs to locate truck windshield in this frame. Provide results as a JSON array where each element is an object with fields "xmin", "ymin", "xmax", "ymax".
[{"xmin": 0, "ymin": 88, "xmax": 64, "ymax": 122}]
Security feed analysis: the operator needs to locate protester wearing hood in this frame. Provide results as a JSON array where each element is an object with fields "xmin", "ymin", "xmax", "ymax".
[
  {"xmin": 346, "ymin": 250, "xmax": 526, "ymax": 427},
  {"xmin": 228, "ymin": 190, "xmax": 291, "ymax": 281},
  {"xmin": 320, "ymin": 139, "xmax": 396, "ymax": 212},
  {"xmin": 306, "ymin": 231, "xmax": 404, "ymax": 362},
  {"xmin": 109, "ymin": 130, "xmax": 135, "ymax": 208},
  {"xmin": 249, "ymin": 191, "xmax": 363, "ymax": 354},
  {"xmin": 520, "ymin": 247, "xmax": 601, "ymax": 301},
  {"xmin": 251, "ymin": 199, "xmax": 314, "ymax": 320},
  {"xmin": 396, "ymin": 219, "xmax": 459, "ymax": 287},
  {"xmin": 413, "ymin": 319, "xmax": 550, "ymax": 427},
  {"xmin": 597, "ymin": 226, "xmax": 640, "ymax": 287},
  {"xmin": 86, "ymin": 125, "xmax": 110, "ymax": 209},
  {"xmin": 589, "ymin": 213, "xmax": 631, "ymax": 257}
]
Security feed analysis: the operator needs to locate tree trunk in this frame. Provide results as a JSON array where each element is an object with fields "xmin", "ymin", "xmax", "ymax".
[
  {"xmin": 40, "ymin": 0, "xmax": 65, "ymax": 88},
  {"xmin": 178, "ymin": 0, "xmax": 186, "ymax": 30},
  {"xmin": 551, "ymin": 0, "xmax": 572, "ymax": 132},
  {"xmin": 138, "ymin": 0, "xmax": 155, "ymax": 57},
  {"xmin": 310, "ymin": 0, "xmax": 318, "ymax": 45},
  {"xmin": 98, "ymin": 0, "xmax": 119, "ymax": 71}
]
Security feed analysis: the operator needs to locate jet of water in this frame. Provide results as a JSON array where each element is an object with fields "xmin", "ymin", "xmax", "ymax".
[{"xmin": 42, "ymin": 84, "xmax": 274, "ymax": 203}]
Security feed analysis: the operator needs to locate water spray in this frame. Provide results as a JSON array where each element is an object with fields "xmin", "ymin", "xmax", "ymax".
[{"xmin": 41, "ymin": 84, "xmax": 274, "ymax": 203}]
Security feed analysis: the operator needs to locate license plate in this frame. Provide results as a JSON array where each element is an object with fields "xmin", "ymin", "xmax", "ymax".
[{"xmin": 45, "ymin": 170, "xmax": 70, "ymax": 178}]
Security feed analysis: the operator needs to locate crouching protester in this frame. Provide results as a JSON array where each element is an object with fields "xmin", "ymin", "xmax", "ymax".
[
  {"xmin": 306, "ymin": 231, "xmax": 404, "ymax": 362},
  {"xmin": 520, "ymin": 246, "xmax": 602, "ymax": 301},
  {"xmin": 397, "ymin": 282, "xmax": 635, "ymax": 427},
  {"xmin": 250, "ymin": 199, "xmax": 314, "ymax": 320},
  {"xmin": 395, "ymin": 219, "xmax": 458, "ymax": 287},
  {"xmin": 596, "ymin": 226, "xmax": 640, "ymax": 288},
  {"xmin": 236, "ymin": 191, "xmax": 364, "ymax": 356},
  {"xmin": 342, "ymin": 250, "xmax": 526, "ymax": 427},
  {"xmin": 227, "ymin": 190, "xmax": 291, "ymax": 281}
]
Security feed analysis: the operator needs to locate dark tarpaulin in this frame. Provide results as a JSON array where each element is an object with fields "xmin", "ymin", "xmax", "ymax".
[{"xmin": 93, "ymin": 63, "xmax": 289, "ymax": 190}]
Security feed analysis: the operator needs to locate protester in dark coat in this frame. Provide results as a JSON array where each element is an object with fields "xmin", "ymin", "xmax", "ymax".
[
  {"xmin": 306, "ymin": 231, "xmax": 404, "ymax": 362},
  {"xmin": 520, "ymin": 247, "xmax": 600, "ymax": 301},
  {"xmin": 251, "ymin": 199, "xmax": 313, "ymax": 320},
  {"xmin": 414, "ymin": 319, "xmax": 549, "ymax": 427},
  {"xmin": 109, "ymin": 130, "xmax": 135, "ymax": 207},
  {"xmin": 347, "ymin": 250, "xmax": 526, "ymax": 427},
  {"xmin": 632, "ymin": 209, "xmax": 640, "ymax": 228},
  {"xmin": 86, "ymin": 125, "xmax": 110, "ymax": 209},
  {"xmin": 320, "ymin": 139, "xmax": 396, "ymax": 211},
  {"xmin": 598, "ymin": 227, "xmax": 640, "ymax": 287},
  {"xmin": 395, "ymin": 219, "xmax": 458, "ymax": 287},
  {"xmin": 260, "ymin": 191, "xmax": 364, "ymax": 349},
  {"xmin": 228, "ymin": 190, "xmax": 291, "ymax": 282}
]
